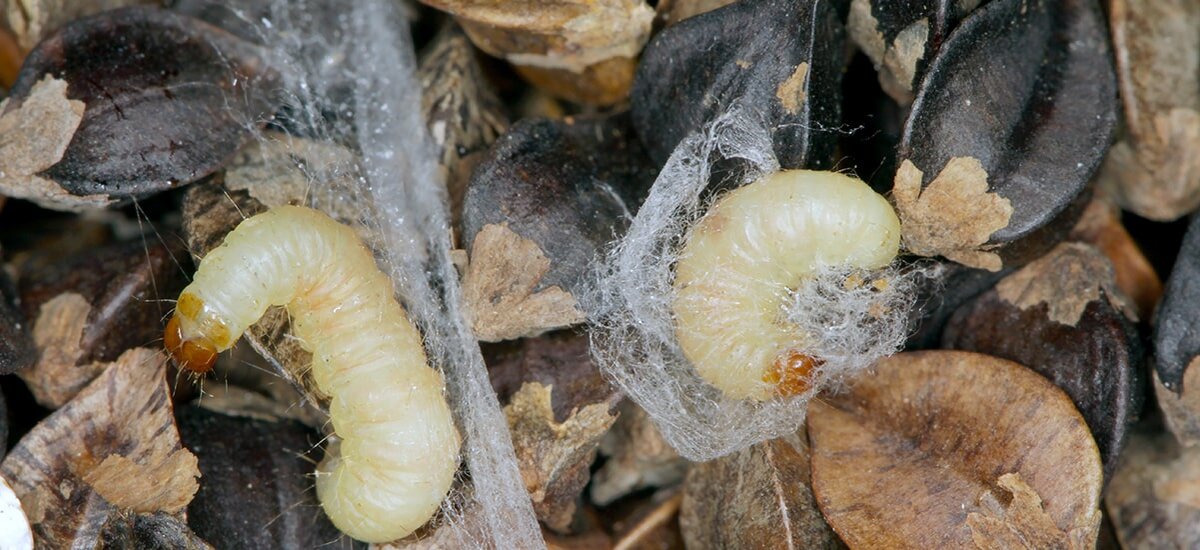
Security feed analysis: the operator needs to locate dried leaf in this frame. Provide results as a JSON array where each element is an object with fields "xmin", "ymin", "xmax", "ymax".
[
  {"xmin": 893, "ymin": 157, "xmax": 1013, "ymax": 271},
  {"xmin": 463, "ymin": 224, "xmax": 585, "ymax": 342},
  {"xmin": 590, "ymin": 401, "xmax": 686, "ymax": 506},
  {"xmin": 2, "ymin": 0, "xmax": 149, "ymax": 50},
  {"xmin": 18, "ymin": 293, "xmax": 99, "ymax": 407},
  {"xmin": 808, "ymin": 350, "xmax": 1102, "ymax": 549},
  {"xmin": 0, "ymin": 76, "xmax": 111, "ymax": 211},
  {"xmin": 1068, "ymin": 198, "xmax": 1162, "ymax": 320},
  {"xmin": 419, "ymin": 0, "xmax": 654, "ymax": 105},
  {"xmin": 681, "ymin": 432, "xmax": 838, "ymax": 549},
  {"xmin": 98, "ymin": 512, "xmax": 214, "ymax": 550},
  {"xmin": 1154, "ymin": 362, "xmax": 1200, "ymax": 447},
  {"xmin": 994, "ymin": 243, "xmax": 1135, "ymax": 326},
  {"xmin": 659, "ymin": 0, "xmax": 736, "ymax": 24},
  {"xmin": 505, "ymin": 382, "xmax": 617, "ymax": 533},
  {"xmin": 485, "ymin": 330, "xmax": 619, "ymax": 424},
  {"xmin": 0, "ymin": 348, "xmax": 200, "ymax": 548},
  {"xmin": 967, "ymin": 473, "xmax": 1090, "ymax": 550},
  {"xmin": 1106, "ymin": 429, "xmax": 1200, "ymax": 548}
]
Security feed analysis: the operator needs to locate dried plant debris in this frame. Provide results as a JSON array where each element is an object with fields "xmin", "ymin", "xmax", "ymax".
[
  {"xmin": 2, "ymin": 0, "xmax": 150, "ymax": 51},
  {"xmin": 1154, "ymin": 213, "xmax": 1200, "ymax": 394},
  {"xmin": 942, "ymin": 243, "xmax": 1143, "ymax": 482},
  {"xmin": 898, "ymin": 0, "xmax": 1116, "ymax": 260},
  {"xmin": 0, "ymin": 474, "xmax": 33, "ymax": 549},
  {"xmin": 1154, "ymin": 361, "xmax": 1200, "ymax": 447},
  {"xmin": 657, "ymin": 0, "xmax": 736, "ymax": 25},
  {"xmin": 505, "ymin": 382, "xmax": 617, "ymax": 533},
  {"xmin": 2, "ymin": 7, "xmax": 280, "ymax": 208},
  {"xmin": 98, "ymin": 512, "xmax": 213, "ymax": 550},
  {"xmin": 1106, "ymin": 429, "xmax": 1200, "ymax": 548},
  {"xmin": 590, "ymin": 401, "xmax": 687, "ymax": 506},
  {"xmin": 16, "ymin": 239, "xmax": 188, "ymax": 408},
  {"xmin": 418, "ymin": 22, "xmax": 509, "ymax": 231},
  {"xmin": 0, "ymin": 254, "xmax": 35, "ymax": 375},
  {"xmin": 605, "ymin": 489, "xmax": 685, "ymax": 549},
  {"xmin": 461, "ymin": 115, "xmax": 655, "ymax": 341},
  {"xmin": 176, "ymin": 405, "xmax": 351, "ymax": 549},
  {"xmin": 893, "ymin": 157, "xmax": 1013, "ymax": 270},
  {"xmin": 632, "ymin": 0, "xmax": 844, "ymax": 170},
  {"xmin": 847, "ymin": 0, "xmax": 980, "ymax": 104},
  {"xmin": 1098, "ymin": 0, "xmax": 1200, "ymax": 221},
  {"xmin": 903, "ymin": 260, "xmax": 1009, "ymax": 350},
  {"xmin": 485, "ymin": 330, "xmax": 619, "ymax": 423},
  {"xmin": 418, "ymin": 0, "xmax": 654, "ymax": 105},
  {"xmin": 0, "ymin": 348, "xmax": 200, "ymax": 548},
  {"xmin": 681, "ymin": 431, "xmax": 840, "ymax": 549},
  {"xmin": 1068, "ymin": 198, "xmax": 1162, "ymax": 320},
  {"xmin": 808, "ymin": 350, "xmax": 1103, "ymax": 549}
]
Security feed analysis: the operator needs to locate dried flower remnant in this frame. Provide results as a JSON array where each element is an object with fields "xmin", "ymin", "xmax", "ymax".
[
  {"xmin": 166, "ymin": 206, "xmax": 460, "ymax": 543},
  {"xmin": 943, "ymin": 243, "xmax": 1144, "ymax": 482},
  {"xmin": 672, "ymin": 170, "xmax": 901, "ymax": 400},
  {"xmin": 632, "ymin": 0, "xmax": 845, "ymax": 170},
  {"xmin": 0, "ymin": 348, "xmax": 200, "ymax": 548},
  {"xmin": 681, "ymin": 431, "xmax": 839, "ymax": 549},
  {"xmin": 3, "ymin": 7, "xmax": 280, "ymax": 207},
  {"xmin": 1106, "ymin": 430, "xmax": 1200, "ymax": 548},
  {"xmin": 417, "ymin": 0, "xmax": 654, "ymax": 105},
  {"xmin": 504, "ymin": 382, "xmax": 616, "ymax": 533},
  {"xmin": 900, "ymin": 0, "xmax": 1116, "ymax": 259},
  {"xmin": 1098, "ymin": 0, "xmax": 1200, "ymax": 221},
  {"xmin": 808, "ymin": 350, "xmax": 1103, "ymax": 549}
]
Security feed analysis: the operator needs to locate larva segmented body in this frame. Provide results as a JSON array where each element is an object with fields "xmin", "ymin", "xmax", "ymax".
[
  {"xmin": 165, "ymin": 206, "xmax": 460, "ymax": 543},
  {"xmin": 672, "ymin": 170, "xmax": 901, "ymax": 400}
]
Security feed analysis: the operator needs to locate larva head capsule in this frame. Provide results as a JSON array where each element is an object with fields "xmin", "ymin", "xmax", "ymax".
[
  {"xmin": 164, "ymin": 315, "xmax": 217, "ymax": 375},
  {"xmin": 164, "ymin": 292, "xmax": 234, "ymax": 375},
  {"xmin": 672, "ymin": 169, "xmax": 902, "ymax": 400}
]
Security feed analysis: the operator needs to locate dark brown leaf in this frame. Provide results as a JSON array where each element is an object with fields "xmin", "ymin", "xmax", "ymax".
[{"xmin": 808, "ymin": 350, "xmax": 1103, "ymax": 549}]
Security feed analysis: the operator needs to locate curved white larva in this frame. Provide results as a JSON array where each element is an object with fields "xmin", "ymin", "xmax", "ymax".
[
  {"xmin": 172, "ymin": 206, "xmax": 460, "ymax": 543},
  {"xmin": 672, "ymin": 170, "xmax": 901, "ymax": 401}
]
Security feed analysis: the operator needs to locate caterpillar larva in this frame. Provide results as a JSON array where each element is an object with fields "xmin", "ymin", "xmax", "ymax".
[
  {"xmin": 164, "ymin": 205, "xmax": 460, "ymax": 543},
  {"xmin": 672, "ymin": 170, "xmax": 901, "ymax": 400}
]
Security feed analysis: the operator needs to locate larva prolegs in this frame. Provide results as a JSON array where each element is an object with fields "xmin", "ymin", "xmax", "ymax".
[{"xmin": 165, "ymin": 206, "xmax": 460, "ymax": 543}]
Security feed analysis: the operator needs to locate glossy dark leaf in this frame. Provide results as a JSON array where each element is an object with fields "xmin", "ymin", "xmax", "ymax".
[
  {"xmin": 176, "ymin": 405, "xmax": 355, "ymax": 549},
  {"xmin": 7, "ymin": 6, "xmax": 280, "ymax": 200},
  {"xmin": 942, "ymin": 243, "xmax": 1144, "ymax": 482},
  {"xmin": 461, "ymin": 113, "xmax": 655, "ymax": 341},
  {"xmin": 630, "ymin": 0, "xmax": 844, "ymax": 170},
  {"xmin": 898, "ymin": 0, "xmax": 1116, "ymax": 253}
]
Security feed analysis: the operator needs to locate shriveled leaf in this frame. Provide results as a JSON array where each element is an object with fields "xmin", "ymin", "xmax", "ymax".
[
  {"xmin": 893, "ymin": 157, "xmax": 1012, "ymax": 270},
  {"xmin": 6, "ymin": 7, "xmax": 281, "ymax": 205},
  {"xmin": 590, "ymin": 401, "xmax": 687, "ymax": 506},
  {"xmin": 419, "ymin": 0, "xmax": 654, "ymax": 105},
  {"xmin": 462, "ymin": 115, "xmax": 655, "ymax": 341},
  {"xmin": 505, "ymin": 382, "xmax": 617, "ymax": 533},
  {"xmin": 1098, "ymin": 0, "xmax": 1200, "ymax": 221},
  {"xmin": 1106, "ymin": 429, "xmax": 1200, "ymax": 548},
  {"xmin": 631, "ymin": 0, "xmax": 844, "ymax": 169},
  {"xmin": 899, "ymin": 0, "xmax": 1116, "ymax": 254},
  {"xmin": 808, "ymin": 350, "xmax": 1102, "ymax": 549},
  {"xmin": 681, "ymin": 431, "xmax": 839, "ymax": 549},
  {"xmin": 943, "ymin": 243, "xmax": 1144, "ymax": 482},
  {"xmin": 0, "ymin": 348, "xmax": 200, "ymax": 548}
]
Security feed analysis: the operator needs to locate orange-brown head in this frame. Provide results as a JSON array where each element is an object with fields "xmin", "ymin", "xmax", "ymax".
[
  {"xmin": 165, "ymin": 314, "xmax": 218, "ymax": 375},
  {"xmin": 764, "ymin": 349, "xmax": 824, "ymax": 398}
]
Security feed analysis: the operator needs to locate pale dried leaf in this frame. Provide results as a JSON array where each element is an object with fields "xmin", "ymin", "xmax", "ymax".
[
  {"xmin": 463, "ymin": 224, "xmax": 585, "ymax": 341},
  {"xmin": 776, "ymin": 62, "xmax": 809, "ymax": 115},
  {"xmin": 0, "ymin": 76, "xmax": 112, "ymax": 211},
  {"xmin": 1154, "ymin": 361, "xmax": 1200, "ymax": 447},
  {"xmin": 16, "ymin": 292, "xmax": 100, "ymax": 408},
  {"xmin": 0, "ymin": 348, "xmax": 200, "ymax": 548},
  {"xmin": 505, "ymin": 382, "xmax": 616, "ymax": 532},
  {"xmin": 994, "ymin": 242, "xmax": 1135, "ymax": 326},
  {"xmin": 83, "ymin": 453, "xmax": 199, "ymax": 514},
  {"xmin": 893, "ymin": 157, "xmax": 1013, "ymax": 271},
  {"xmin": 1100, "ymin": 109, "xmax": 1200, "ymax": 221},
  {"xmin": 968, "ymin": 473, "xmax": 1094, "ymax": 550}
]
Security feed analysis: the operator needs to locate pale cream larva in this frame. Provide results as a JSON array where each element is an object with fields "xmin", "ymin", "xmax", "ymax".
[
  {"xmin": 672, "ymin": 170, "xmax": 901, "ymax": 401},
  {"xmin": 164, "ymin": 206, "xmax": 460, "ymax": 543}
]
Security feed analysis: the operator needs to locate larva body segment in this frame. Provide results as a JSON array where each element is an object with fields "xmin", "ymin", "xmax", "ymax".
[
  {"xmin": 167, "ymin": 206, "xmax": 460, "ymax": 543},
  {"xmin": 672, "ymin": 170, "xmax": 901, "ymax": 401}
]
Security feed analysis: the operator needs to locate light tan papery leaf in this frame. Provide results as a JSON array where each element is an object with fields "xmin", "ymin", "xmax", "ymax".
[{"xmin": 994, "ymin": 242, "xmax": 1136, "ymax": 326}]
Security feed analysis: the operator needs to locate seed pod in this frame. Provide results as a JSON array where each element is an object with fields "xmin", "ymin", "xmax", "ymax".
[
  {"xmin": 895, "ymin": 0, "xmax": 1116, "ymax": 271},
  {"xmin": 461, "ymin": 114, "xmax": 655, "ymax": 341},
  {"xmin": 177, "ymin": 405, "xmax": 351, "ymax": 549},
  {"xmin": 808, "ymin": 350, "xmax": 1103, "ymax": 548},
  {"xmin": 631, "ymin": 0, "xmax": 845, "ymax": 170},
  {"xmin": 941, "ymin": 243, "xmax": 1144, "ymax": 483},
  {"xmin": 2, "ymin": 7, "xmax": 280, "ymax": 208},
  {"xmin": 1097, "ymin": 0, "xmax": 1200, "ymax": 221}
]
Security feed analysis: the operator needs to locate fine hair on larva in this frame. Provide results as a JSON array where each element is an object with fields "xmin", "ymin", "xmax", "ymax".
[
  {"xmin": 165, "ymin": 205, "xmax": 461, "ymax": 543},
  {"xmin": 586, "ymin": 104, "xmax": 920, "ymax": 461}
]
